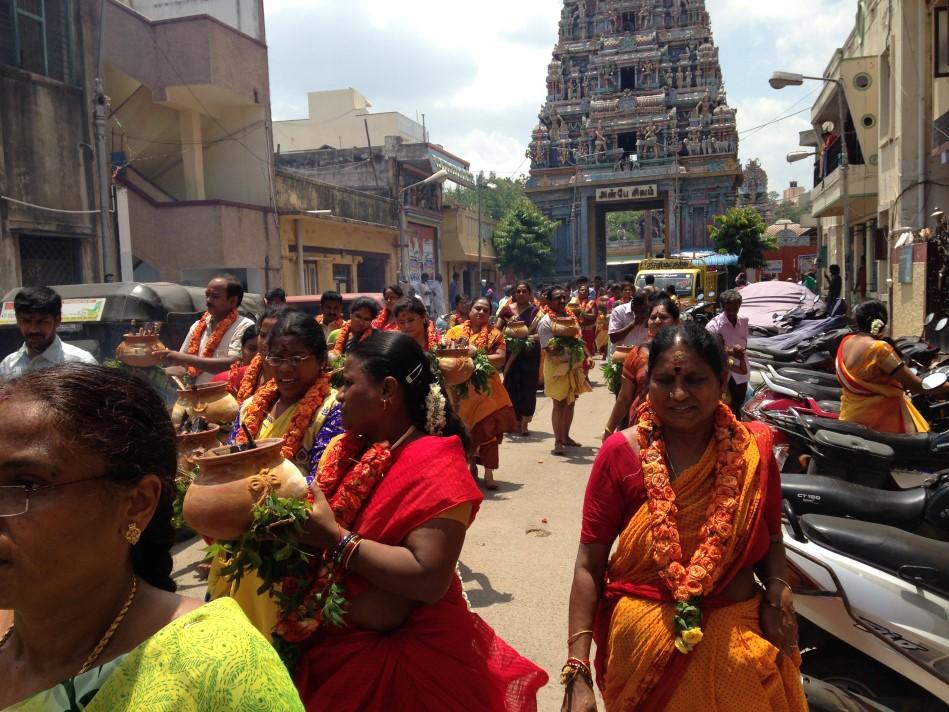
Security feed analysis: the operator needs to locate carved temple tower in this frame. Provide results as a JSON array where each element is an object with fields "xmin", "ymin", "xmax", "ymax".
[{"xmin": 526, "ymin": 0, "xmax": 741, "ymax": 278}]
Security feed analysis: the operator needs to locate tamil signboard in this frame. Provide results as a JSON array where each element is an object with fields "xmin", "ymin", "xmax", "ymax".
[
  {"xmin": 596, "ymin": 184, "xmax": 659, "ymax": 203},
  {"xmin": 0, "ymin": 297, "xmax": 106, "ymax": 325}
]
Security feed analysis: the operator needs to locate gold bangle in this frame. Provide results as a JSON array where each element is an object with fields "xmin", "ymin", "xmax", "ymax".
[
  {"xmin": 765, "ymin": 576, "xmax": 792, "ymax": 593},
  {"xmin": 567, "ymin": 629, "xmax": 594, "ymax": 645}
]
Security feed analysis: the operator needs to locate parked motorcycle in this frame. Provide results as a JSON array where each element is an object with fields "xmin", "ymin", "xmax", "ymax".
[{"xmin": 783, "ymin": 509, "xmax": 949, "ymax": 710}]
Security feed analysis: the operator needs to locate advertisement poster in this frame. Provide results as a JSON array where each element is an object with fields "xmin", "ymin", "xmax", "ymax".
[
  {"xmin": 796, "ymin": 254, "xmax": 817, "ymax": 274},
  {"xmin": 0, "ymin": 297, "xmax": 106, "ymax": 325},
  {"xmin": 406, "ymin": 222, "xmax": 436, "ymax": 284}
]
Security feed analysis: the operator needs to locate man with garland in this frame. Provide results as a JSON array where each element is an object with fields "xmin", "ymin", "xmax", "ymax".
[
  {"xmin": 316, "ymin": 290, "xmax": 345, "ymax": 343},
  {"xmin": 162, "ymin": 275, "xmax": 254, "ymax": 384}
]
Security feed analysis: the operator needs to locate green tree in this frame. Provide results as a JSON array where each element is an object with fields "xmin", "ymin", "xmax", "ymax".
[
  {"xmin": 443, "ymin": 172, "xmax": 526, "ymax": 220},
  {"xmin": 492, "ymin": 198, "xmax": 558, "ymax": 279},
  {"xmin": 708, "ymin": 207, "xmax": 776, "ymax": 268}
]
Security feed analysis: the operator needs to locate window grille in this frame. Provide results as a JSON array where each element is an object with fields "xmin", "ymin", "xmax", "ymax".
[
  {"xmin": 0, "ymin": 0, "xmax": 72, "ymax": 83},
  {"xmin": 18, "ymin": 234, "xmax": 82, "ymax": 286}
]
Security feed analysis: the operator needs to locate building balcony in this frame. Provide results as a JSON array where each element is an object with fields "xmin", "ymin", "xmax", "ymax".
[{"xmin": 810, "ymin": 163, "xmax": 878, "ymax": 219}]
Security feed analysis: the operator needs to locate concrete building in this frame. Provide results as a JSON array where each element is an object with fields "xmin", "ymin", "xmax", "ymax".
[
  {"xmin": 105, "ymin": 0, "xmax": 279, "ymax": 292},
  {"xmin": 0, "ymin": 1, "xmax": 105, "ymax": 292},
  {"xmin": 439, "ymin": 206, "xmax": 498, "ymax": 297},
  {"xmin": 275, "ymin": 169, "xmax": 399, "ymax": 295},
  {"xmin": 798, "ymin": 0, "xmax": 949, "ymax": 334},
  {"xmin": 273, "ymin": 89, "xmax": 426, "ymax": 153},
  {"xmin": 762, "ymin": 219, "xmax": 817, "ymax": 282},
  {"xmin": 783, "ymin": 181, "xmax": 806, "ymax": 206},
  {"xmin": 276, "ymin": 131, "xmax": 475, "ymax": 293}
]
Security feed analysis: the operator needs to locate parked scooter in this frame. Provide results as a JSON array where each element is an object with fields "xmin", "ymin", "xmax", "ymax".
[
  {"xmin": 783, "ymin": 509, "xmax": 949, "ymax": 710},
  {"xmin": 743, "ymin": 372, "xmax": 841, "ymax": 424}
]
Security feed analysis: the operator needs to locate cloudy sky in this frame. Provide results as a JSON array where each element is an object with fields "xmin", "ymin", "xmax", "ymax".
[{"xmin": 265, "ymin": 0, "xmax": 855, "ymax": 195}]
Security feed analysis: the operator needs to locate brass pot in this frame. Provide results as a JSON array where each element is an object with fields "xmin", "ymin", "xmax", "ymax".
[
  {"xmin": 175, "ymin": 424, "xmax": 222, "ymax": 472},
  {"xmin": 550, "ymin": 317, "xmax": 580, "ymax": 339},
  {"xmin": 171, "ymin": 382, "xmax": 239, "ymax": 430},
  {"xmin": 183, "ymin": 438, "xmax": 308, "ymax": 541},
  {"xmin": 116, "ymin": 333, "xmax": 167, "ymax": 368},
  {"xmin": 434, "ymin": 347, "xmax": 475, "ymax": 386},
  {"xmin": 503, "ymin": 321, "xmax": 530, "ymax": 339},
  {"xmin": 611, "ymin": 345, "xmax": 633, "ymax": 364}
]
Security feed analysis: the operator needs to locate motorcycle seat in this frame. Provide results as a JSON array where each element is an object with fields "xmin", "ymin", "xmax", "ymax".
[
  {"xmin": 769, "ymin": 375, "xmax": 842, "ymax": 401},
  {"xmin": 782, "ymin": 473, "xmax": 926, "ymax": 529},
  {"xmin": 776, "ymin": 368, "xmax": 840, "ymax": 388},
  {"xmin": 799, "ymin": 514, "xmax": 949, "ymax": 599},
  {"xmin": 747, "ymin": 345, "xmax": 798, "ymax": 361},
  {"xmin": 813, "ymin": 430, "xmax": 895, "ymax": 460},
  {"xmin": 802, "ymin": 416, "xmax": 936, "ymax": 460},
  {"xmin": 816, "ymin": 400, "xmax": 841, "ymax": 414}
]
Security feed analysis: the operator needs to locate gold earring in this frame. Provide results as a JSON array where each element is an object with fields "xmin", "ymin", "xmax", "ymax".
[
  {"xmin": 125, "ymin": 523, "xmax": 142, "ymax": 545},
  {"xmin": 382, "ymin": 398, "xmax": 389, "ymax": 411}
]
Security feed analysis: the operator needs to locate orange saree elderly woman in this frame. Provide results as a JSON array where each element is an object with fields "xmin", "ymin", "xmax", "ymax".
[
  {"xmin": 563, "ymin": 322, "xmax": 805, "ymax": 712},
  {"xmin": 444, "ymin": 296, "xmax": 518, "ymax": 490},
  {"xmin": 836, "ymin": 300, "xmax": 949, "ymax": 433}
]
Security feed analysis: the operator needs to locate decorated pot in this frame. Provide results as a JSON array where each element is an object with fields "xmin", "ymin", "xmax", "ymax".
[
  {"xmin": 171, "ymin": 382, "xmax": 239, "ymax": 430},
  {"xmin": 183, "ymin": 438, "xmax": 308, "ymax": 541},
  {"xmin": 116, "ymin": 333, "xmax": 167, "ymax": 368},
  {"xmin": 434, "ymin": 347, "xmax": 475, "ymax": 386},
  {"xmin": 175, "ymin": 424, "xmax": 222, "ymax": 473},
  {"xmin": 611, "ymin": 345, "xmax": 633, "ymax": 364},
  {"xmin": 503, "ymin": 321, "xmax": 530, "ymax": 339},
  {"xmin": 550, "ymin": 316, "xmax": 580, "ymax": 339}
]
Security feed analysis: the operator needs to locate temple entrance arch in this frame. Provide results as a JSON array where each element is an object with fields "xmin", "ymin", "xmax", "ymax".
[{"xmin": 592, "ymin": 192, "xmax": 667, "ymax": 281}]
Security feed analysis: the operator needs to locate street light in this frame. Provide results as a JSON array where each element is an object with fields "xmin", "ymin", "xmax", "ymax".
[
  {"xmin": 398, "ymin": 169, "xmax": 450, "ymax": 286},
  {"xmin": 787, "ymin": 150, "xmax": 816, "ymax": 163},
  {"xmin": 476, "ymin": 176, "xmax": 497, "ymax": 294},
  {"xmin": 771, "ymin": 70, "xmax": 850, "ymax": 302},
  {"xmin": 296, "ymin": 209, "xmax": 332, "ymax": 295}
]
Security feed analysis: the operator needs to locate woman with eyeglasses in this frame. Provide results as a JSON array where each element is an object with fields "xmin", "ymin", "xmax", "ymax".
[
  {"xmin": 208, "ymin": 310, "xmax": 344, "ymax": 637},
  {"xmin": 0, "ymin": 364, "xmax": 303, "ymax": 711},
  {"xmin": 371, "ymin": 284, "xmax": 404, "ymax": 332}
]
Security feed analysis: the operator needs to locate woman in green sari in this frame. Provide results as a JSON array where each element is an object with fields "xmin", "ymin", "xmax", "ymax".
[{"xmin": 0, "ymin": 364, "xmax": 302, "ymax": 711}]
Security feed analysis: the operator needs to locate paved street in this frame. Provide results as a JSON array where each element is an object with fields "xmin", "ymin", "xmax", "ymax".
[{"xmin": 173, "ymin": 367, "xmax": 613, "ymax": 710}]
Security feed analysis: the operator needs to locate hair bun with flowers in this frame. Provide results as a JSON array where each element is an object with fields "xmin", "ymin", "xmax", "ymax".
[
  {"xmin": 870, "ymin": 318, "xmax": 885, "ymax": 337},
  {"xmin": 425, "ymin": 382, "xmax": 447, "ymax": 435}
]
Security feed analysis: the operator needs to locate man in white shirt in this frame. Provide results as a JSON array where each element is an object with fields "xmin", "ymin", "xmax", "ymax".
[
  {"xmin": 608, "ymin": 288, "xmax": 649, "ymax": 347},
  {"xmin": 705, "ymin": 289, "xmax": 750, "ymax": 419},
  {"xmin": 162, "ymin": 275, "xmax": 254, "ymax": 384},
  {"xmin": 0, "ymin": 286, "xmax": 97, "ymax": 382},
  {"xmin": 430, "ymin": 273, "xmax": 446, "ymax": 317}
]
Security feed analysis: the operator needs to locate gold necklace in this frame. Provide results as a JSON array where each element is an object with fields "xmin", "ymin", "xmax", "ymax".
[{"xmin": 0, "ymin": 576, "xmax": 138, "ymax": 675}]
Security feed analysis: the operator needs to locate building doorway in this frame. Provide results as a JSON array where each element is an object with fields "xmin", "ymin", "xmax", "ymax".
[
  {"xmin": 596, "ymin": 198, "xmax": 666, "ymax": 279},
  {"xmin": 356, "ymin": 256, "xmax": 387, "ymax": 293}
]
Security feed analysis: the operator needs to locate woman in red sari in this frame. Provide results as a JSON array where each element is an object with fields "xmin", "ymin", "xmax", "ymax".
[
  {"xmin": 563, "ymin": 323, "xmax": 804, "ymax": 712},
  {"xmin": 293, "ymin": 332, "xmax": 547, "ymax": 711}
]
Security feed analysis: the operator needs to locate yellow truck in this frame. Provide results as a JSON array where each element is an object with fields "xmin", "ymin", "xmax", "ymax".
[{"xmin": 633, "ymin": 258, "xmax": 729, "ymax": 306}]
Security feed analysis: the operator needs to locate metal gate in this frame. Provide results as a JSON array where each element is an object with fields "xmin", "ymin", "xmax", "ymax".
[{"xmin": 18, "ymin": 234, "xmax": 82, "ymax": 286}]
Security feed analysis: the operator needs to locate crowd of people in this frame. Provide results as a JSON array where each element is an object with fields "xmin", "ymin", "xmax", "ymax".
[{"xmin": 0, "ymin": 272, "xmax": 827, "ymax": 711}]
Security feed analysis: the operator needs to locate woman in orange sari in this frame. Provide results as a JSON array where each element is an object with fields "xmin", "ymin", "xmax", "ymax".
[
  {"xmin": 444, "ymin": 296, "xmax": 518, "ymax": 490},
  {"xmin": 292, "ymin": 332, "xmax": 547, "ymax": 710},
  {"xmin": 563, "ymin": 322, "xmax": 804, "ymax": 712},
  {"xmin": 836, "ymin": 301, "xmax": 948, "ymax": 433}
]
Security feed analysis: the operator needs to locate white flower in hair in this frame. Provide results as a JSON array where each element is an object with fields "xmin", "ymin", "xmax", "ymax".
[
  {"xmin": 425, "ymin": 382, "xmax": 447, "ymax": 435},
  {"xmin": 870, "ymin": 318, "xmax": 885, "ymax": 337}
]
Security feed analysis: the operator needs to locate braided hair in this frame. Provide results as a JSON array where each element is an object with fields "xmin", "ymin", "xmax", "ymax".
[
  {"xmin": 348, "ymin": 331, "xmax": 471, "ymax": 451},
  {"xmin": 0, "ymin": 363, "xmax": 178, "ymax": 591}
]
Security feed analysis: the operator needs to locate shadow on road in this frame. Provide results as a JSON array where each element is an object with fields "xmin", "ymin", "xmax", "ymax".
[
  {"xmin": 457, "ymin": 561, "xmax": 514, "ymax": 608},
  {"xmin": 482, "ymin": 479, "xmax": 525, "ymax": 500}
]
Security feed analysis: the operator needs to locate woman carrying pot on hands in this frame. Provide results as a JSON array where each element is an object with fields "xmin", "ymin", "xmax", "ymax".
[
  {"xmin": 291, "ymin": 332, "xmax": 547, "ymax": 710},
  {"xmin": 444, "ymin": 297, "xmax": 518, "ymax": 490},
  {"xmin": 498, "ymin": 281, "xmax": 543, "ymax": 437},
  {"xmin": 208, "ymin": 310, "xmax": 344, "ymax": 637},
  {"xmin": 563, "ymin": 323, "xmax": 805, "ymax": 712}
]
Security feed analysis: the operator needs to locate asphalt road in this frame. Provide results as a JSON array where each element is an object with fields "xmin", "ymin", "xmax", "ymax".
[{"xmin": 172, "ymin": 366, "xmax": 613, "ymax": 710}]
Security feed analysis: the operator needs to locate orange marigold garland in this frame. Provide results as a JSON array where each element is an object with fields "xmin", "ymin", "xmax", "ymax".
[
  {"xmin": 424, "ymin": 320, "xmax": 440, "ymax": 352},
  {"xmin": 316, "ymin": 314, "xmax": 345, "ymax": 332},
  {"xmin": 371, "ymin": 308, "xmax": 389, "ymax": 330},
  {"xmin": 185, "ymin": 310, "xmax": 239, "ymax": 380},
  {"xmin": 459, "ymin": 321, "xmax": 493, "ymax": 350},
  {"xmin": 273, "ymin": 433, "xmax": 396, "ymax": 659},
  {"xmin": 636, "ymin": 401, "xmax": 749, "ymax": 654},
  {"xmin": 234, "ymin": 375, "xmax": 332, "ymax": 461},
  {"xmin": 333, "ymin": 320, "xmax": 373, "ymax": 353},
  {"xmin": 235, "ymin": 353, "xmax": 265, "ymax": 403},
  {"xmin": 224, "ymin": 361, "xmax": 244, "ymax": 398}
]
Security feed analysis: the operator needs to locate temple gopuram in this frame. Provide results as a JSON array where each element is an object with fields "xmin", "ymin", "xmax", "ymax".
[{"xmin": 526, "ymin": 0, "xmax": 741, "ymax": 279}]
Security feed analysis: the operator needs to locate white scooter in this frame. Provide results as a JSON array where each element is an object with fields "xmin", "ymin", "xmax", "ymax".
[{"xmin": 782, "ymin": 506, "xmax": 949, "ymax": 710}]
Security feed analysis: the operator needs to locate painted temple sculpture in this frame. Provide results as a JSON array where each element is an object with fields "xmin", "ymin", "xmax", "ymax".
[{"xmin": 527, "ymin": 0, "xmax": 742, "ymax": 278}]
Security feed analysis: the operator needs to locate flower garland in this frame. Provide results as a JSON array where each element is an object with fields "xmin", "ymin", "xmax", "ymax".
[
  {"xmin": 424, "ymin": 320, "xmax": 440, "ymax": 352},
  {"xmin": 635, "ymin": 401, "xmax": 748, "ymax": 654},
  {"xmin": 372, "ymin": 309, "xmax": 401, "ymax": 331},
  {"xmin": 425, "ymin": 382, "xmax": 447, "ymax": 435},
  {"xmin": 235, "ymin": 353, "xmax": 265, "ymax": 403},
  {"xmin": 316, "ymin": 315, "xmax": 345, "ymax": 332},
  {"xmin": 459, "ymin": 321, "xmax": 494, "ymax": 350},
  {"xmin": 234, "ymin": 375, "xmax": 332, "ymax": 460},
  {"xmin": 224, "ymin": 361, "xmax": 244, "ymax": 398},
  {"xmin": 185, "ymin": 310, "xmax": 239, "ymax": 380},
  {"xmin": 273, "ymin": 434, "xmax": 395, "ymax": 651},
  {"xmin": 333, "ymin": 320, "xmax": 373, "ymax": 353}
]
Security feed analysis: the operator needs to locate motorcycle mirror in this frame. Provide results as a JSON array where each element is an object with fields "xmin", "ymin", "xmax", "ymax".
[
  {"xmin": 925, "ymin": 312, "xmax": 935, "ymax": 326},
  {"xmin": 707, "ymin": 291, "xmax": 715, "ymax": 299},
  {"xmin": 936, "ymin": 317, "xmax": 948, "ymax": 333},
  {"xmin": 922, "ymin": 372, "xmax": 949, "ymax": 391}
]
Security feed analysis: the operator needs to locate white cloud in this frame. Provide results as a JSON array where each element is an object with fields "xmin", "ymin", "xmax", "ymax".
[{"xmin": 264, "ymin": 0, "xmax": 855, "ymax": 192}]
